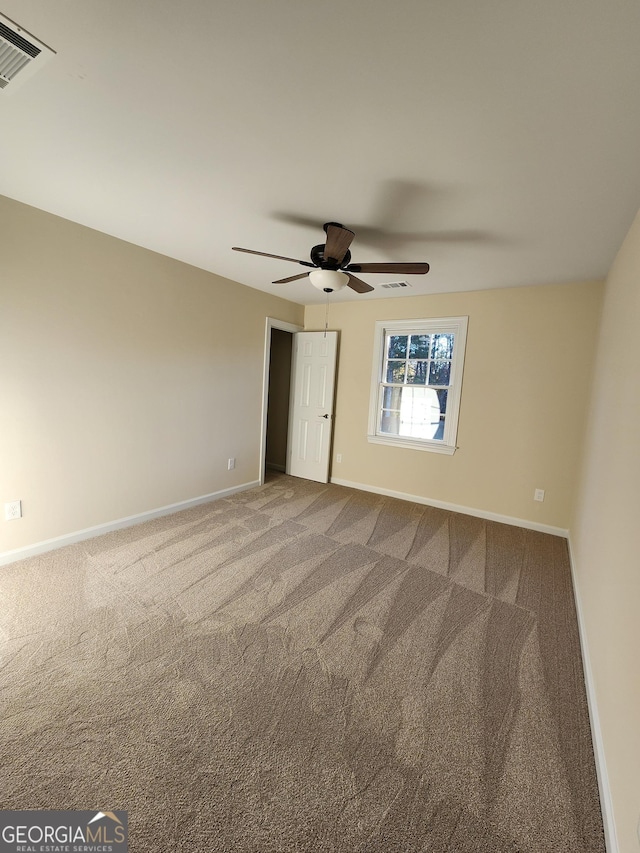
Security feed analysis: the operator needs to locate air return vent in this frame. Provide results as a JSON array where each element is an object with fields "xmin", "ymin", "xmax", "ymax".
[
  {"xmin": 381, "ymin": 281, "xmax": 411, "ymax": 289},
  {"xmin": 0, "ymin": 13, "xmax": 55, "ymax": 92}
]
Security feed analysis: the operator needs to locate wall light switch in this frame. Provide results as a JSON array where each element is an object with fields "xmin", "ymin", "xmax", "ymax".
[
  {"xmin": 534, "ymin": 489, "xmax": 545, "ymax": 502},
  {"xmin": 228, "ymin": 458, "xmax": 235, "ymax": 470}
]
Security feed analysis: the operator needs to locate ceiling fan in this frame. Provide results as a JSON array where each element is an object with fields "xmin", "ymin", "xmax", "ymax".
[{"xmin": 233, "ymin": 222, "xmax": 430, "ymax": 294}]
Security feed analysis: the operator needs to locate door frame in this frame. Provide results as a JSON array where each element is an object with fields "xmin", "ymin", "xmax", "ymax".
[{"xmin": 259, "ymin": 317, "xmax": 303, "ymax": 485}]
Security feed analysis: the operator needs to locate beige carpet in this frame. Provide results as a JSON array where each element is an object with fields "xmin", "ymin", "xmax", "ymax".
[{"xmin": 0, "ymin": 474, "xmax": 604, "ymax": 852}]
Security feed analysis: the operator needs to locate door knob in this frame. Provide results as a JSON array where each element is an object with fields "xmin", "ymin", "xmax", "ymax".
[{"xmin": 319, "ymin": 413, "xmax": 329, "ymax": 419}]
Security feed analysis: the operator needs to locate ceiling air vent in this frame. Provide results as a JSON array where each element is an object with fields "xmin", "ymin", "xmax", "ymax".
[
  {"xmin": 381, "ymin": 281, "xmax": 411, "ymax": 289},
  {"xmin": 0, "ymin": 13, "xmax": 55, "ymax": 93}
]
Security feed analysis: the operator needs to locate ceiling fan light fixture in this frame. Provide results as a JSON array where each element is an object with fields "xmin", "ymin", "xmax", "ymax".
[{"xmin": 309, "ymin": 269, "xmax": 349, "ymax": 292}]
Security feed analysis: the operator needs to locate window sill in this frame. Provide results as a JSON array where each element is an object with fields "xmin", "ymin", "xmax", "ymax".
[{"xmin": 367, "ymin": 434, "xmax": 458, "ymax": 455}]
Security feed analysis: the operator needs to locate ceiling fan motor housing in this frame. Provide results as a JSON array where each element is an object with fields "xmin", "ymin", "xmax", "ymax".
[{"xmin": 310, "ymin": 244, "xmax": 352, "ymax": 269}]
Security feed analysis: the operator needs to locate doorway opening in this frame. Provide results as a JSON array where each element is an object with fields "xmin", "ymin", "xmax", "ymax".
[
  {"xmin": 260, "ymin": 318, "xmax": 302, "ymax": 484},
  {"xmin": 265, "ymin": 327, "xmax": 293, "ymax": 474}
]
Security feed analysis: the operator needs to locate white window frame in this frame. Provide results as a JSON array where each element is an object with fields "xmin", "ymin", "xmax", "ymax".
[{"xmin": 367, "ymin": 316, "xmax": 468, "ymax": 455}]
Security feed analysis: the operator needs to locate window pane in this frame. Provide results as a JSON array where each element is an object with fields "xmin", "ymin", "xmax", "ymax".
[
  {"xmin": 429, "ymin": 360, "xmax": 451, "ymax": 385},
  {"xmin": 407, "ymin": 360, "xmax": 429, "ymax": 384},
  {"xmin": 432, "ymin": 417, "xmax": 445, "ymax": 441},
  {"xmin": 382, "ymin": 386, "xmax": 402, "ymax": 410},
  {"xmin": 431, "ymin": 333, "xmax": 454, "ymax": 360},
  {"xmin": 380, "ymin": 386, "xmax": 442, "ymax": 439},
  {"xmin": 386, "ymin": 361, "xmax": 406, "ymax": 383},
  {"xmin": 436, "ymin": 389, "xmax": 448, "ymax": 414},
  {"xmin": 387, "ymin": 335, "xmax": 407, "ymax": 358},
  {"xmin": 409, "ymin": 334, "xmax": 430, "ymax": 358},
  {"xmin": 380, "ymin": 410, "xmax": 400, "ymax": 434}
]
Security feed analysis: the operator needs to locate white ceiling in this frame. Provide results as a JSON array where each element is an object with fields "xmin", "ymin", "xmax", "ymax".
[{"xmin": 2, "ymin": 0, "xmax": 640, "ymax": 305}]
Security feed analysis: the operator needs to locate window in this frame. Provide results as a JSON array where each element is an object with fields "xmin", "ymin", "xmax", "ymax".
[{"xmin": 368, "ymin": 316, "xmax": 468, "ymax": 454}]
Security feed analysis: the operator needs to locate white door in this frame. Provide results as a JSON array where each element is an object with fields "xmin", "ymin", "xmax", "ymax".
[{"xmin": 287, "ymin": 331, "xmax": 338, "ymax": 483}]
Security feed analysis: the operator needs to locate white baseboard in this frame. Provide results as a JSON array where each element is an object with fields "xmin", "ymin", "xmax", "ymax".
[
  {"xmin": 0, "ymin": 480, "xmax": 261, "ymax": 568},
  {"xmin": 567, "ymin": 536, "xmax": 619, "ymax": 853},
  {"xmin": 329, "ymin": 477, "xmax": 569, "ymax": 537}
]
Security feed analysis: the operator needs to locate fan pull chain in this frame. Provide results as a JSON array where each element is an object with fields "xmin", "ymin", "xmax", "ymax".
[{"xmin": 324, "ymin": 291, "xmax": 329, "ymax": 337}]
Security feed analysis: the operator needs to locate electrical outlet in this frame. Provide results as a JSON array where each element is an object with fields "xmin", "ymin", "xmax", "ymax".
[
  {"xmin": 5, "ymin": 500, "xmax": 22, "ymax": 520},
  {"xmin": 534, "ymin": 489, "xmax": 545, "ymax": 502},
  {"xmin": 228, "ymin": 458, "xmax": 235, "ymax": 470},
  {"xmin": 336, "ymin": 453, "xmax": 342, "ymax": 463}
]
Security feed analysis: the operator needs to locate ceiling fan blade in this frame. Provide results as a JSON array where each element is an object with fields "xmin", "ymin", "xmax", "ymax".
[
  {"xmin": 323, "ymin": 223, "xmax": 355, "ymax": 265},
  {"xmin": 345, "ymin": 262, "xmax": 430, "ymax": 275},
  {"xmin": 272, "ymin": 273, "xmax": 310, "ymax": 284},
  {"xmin": 232, "ymin": 247, "xmax": 314, "ymax": 267},
  {"xmin": 346, "ymin": 274, "xmax": 374, "ymax": 294}
]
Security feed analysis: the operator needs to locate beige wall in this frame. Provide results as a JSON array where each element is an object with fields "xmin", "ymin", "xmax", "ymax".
[
  {"xmin": 571, "ymin": 209, "xmax": 640, "ymax": 852},
  {"xmin": 305, "ymin": 281, "xmax": 603, "ymax": 530},
  {"xmin": 0, "ymin": 195, "xmax": 303, "ymax": 554}
]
